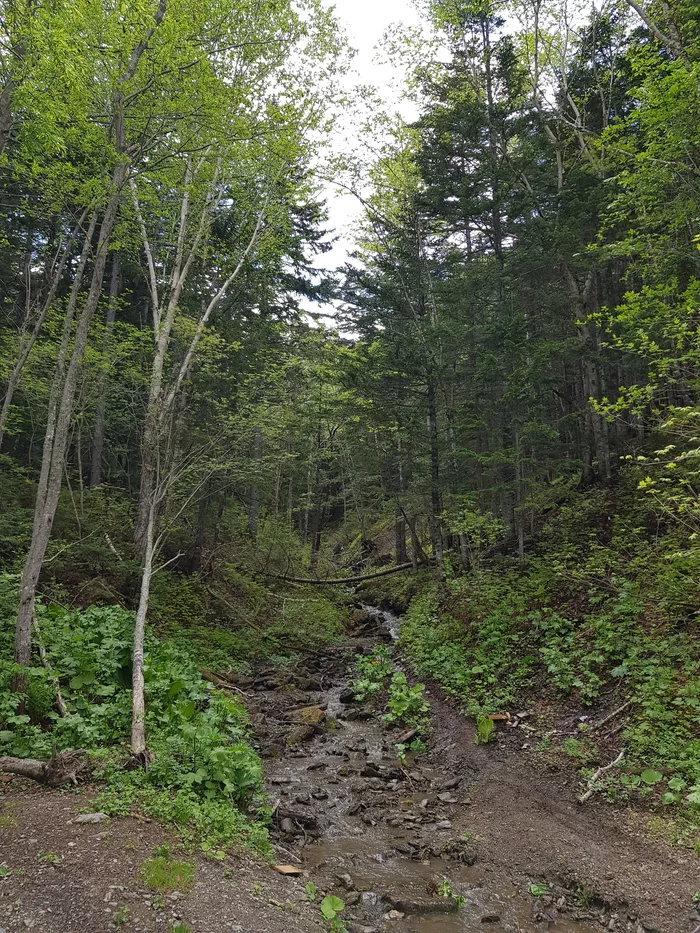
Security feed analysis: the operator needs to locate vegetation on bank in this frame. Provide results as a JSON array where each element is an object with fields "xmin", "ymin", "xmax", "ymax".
[
  {"xmin": 0, "ymin": 570, "xmax": 347, "ymax": 856},
  {"xmin": 361, "ymin": 465, "xmax": 700, "ymax": 838}
]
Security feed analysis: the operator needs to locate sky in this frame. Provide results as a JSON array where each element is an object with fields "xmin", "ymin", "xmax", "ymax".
[{"xmin": 316, "ymin": 0, "xmax": 422, "ymax": 274}]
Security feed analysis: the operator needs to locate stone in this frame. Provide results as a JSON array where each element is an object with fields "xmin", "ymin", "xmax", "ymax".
[
  {"xmin": 298, "ymin": 706, "xmax": 326, "ymax": 727},
  {"xmin": 73, "ymin": 812, "xmax": 109, "ymax": 824},
  {"xmin": 286, "ymin": 725, "xmax": 314, "ymax": 746},
  {"xmin": 437, "ymin": 792, "xmax": 458, "ymax": 803},
  {"xmin": 441, "ymin": 777, "xmax": 461, "ymax": 789},
  {"xmin": 385, "ymin": 910, "xmax": 404, "ymax": 920},
  {"xmin": 435, "ymin": 820, "xmax": 452, "ymax": 830},
  {"xmin": 481, "ymin": 914, "xmax": 501, "ymax": 923},
  {"xmin": 337, "ymin": 873, "xmax": 355, "ymax": 890},
  {"xmin": 339, "ymin": 687, "xmax": 356, "ymax": 704}
]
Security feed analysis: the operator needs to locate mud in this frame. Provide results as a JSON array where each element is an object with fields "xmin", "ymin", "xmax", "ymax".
[{"xmin": 245, "ymin": 605, "xmax": 679, "ymax": 933}]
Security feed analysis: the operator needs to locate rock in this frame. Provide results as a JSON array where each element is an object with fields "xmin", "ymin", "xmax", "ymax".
[
  {"xmin": 337, "ymin": 873, "xmax": 355, "ymax": 890},
  {"xmin": 481, "ymin": 914, "xmax": 501, "ymax": 923},
  {"xmin": 286, "ymin": 725, "xmax": 314, "ymax": 746},
  {"xmin": 441, "ymin": 777, "xmax": 461, "ymax": 790},
  {"xmin": 435, "ymin": 820, "xmax": 452, "ymax": 830},
  {"xmin": 73, "ymin": 812, "xmax": 109, "ymax": 824},
  {"xmin": 298, "ymin": 706, "xmax": 326, "ymax": 727},
  {"xmin": 280, "ymin": 818, "xmax": 296, "ymax": 834},
  {"xmin": 361, "ymin": 764, "xmax": 382, "ymax": 778},
  {"xmin": 386, "ymin": 910, "xmax": 405, "ymax": 920},
  {"xmin": 345, "ymin": 892, "xmax": 361, "ymax": 906},
  {"xmin": 274, "ymin": 865, "xmax": 303, "ymax": 875},
  {"xmin": 339, "ymin": 687, "xmax": 356, "ymax": 704},
  {"xmin": 437, "ymin": 792, "xmax": 458, "ymax": 803}
]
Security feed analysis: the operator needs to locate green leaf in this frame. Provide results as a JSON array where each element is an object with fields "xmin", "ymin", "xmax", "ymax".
[
  {"xmin": 640, "ymin": 769, "xmax": 663, "ymax": 785},
  {"xmin": 320, "ymin": 895, "xmax": 345, "ymax": 919}
]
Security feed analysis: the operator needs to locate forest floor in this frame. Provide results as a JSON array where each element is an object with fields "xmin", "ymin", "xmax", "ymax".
[{"xmin": 1, "ymin": 608, "xmax": 699, "ymax": 933}]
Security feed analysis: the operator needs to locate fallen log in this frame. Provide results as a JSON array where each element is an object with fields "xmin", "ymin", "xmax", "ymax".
[
  {"xmin": 268, "ymin": 560, "xmax": 432, "ymax": 586},
  {"xmin": 0, "ymin": 748, "xmax": 89, "ymax": 787}
]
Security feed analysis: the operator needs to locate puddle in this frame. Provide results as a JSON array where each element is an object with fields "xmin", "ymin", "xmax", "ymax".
[{"xmin": 253, "ymin": 608, "xmax": 607, "ymax": 933}]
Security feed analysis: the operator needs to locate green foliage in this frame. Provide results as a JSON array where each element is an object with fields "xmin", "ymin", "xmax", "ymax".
[
  {"xmin": 382, "ymin": 672, "xmax": 430, "ymax": 731},
  {"xmin": 320, "ymin": 895, "xmax": 345, "ymax": 920},
  {"xmin": 475, "ymin": 715, "xmax": 495, "ymax": 745},
  {"xmin": 304, "ymin": 881, "xmax": 318, "ymax": 901},
  {"xmin": 393, "ymin": 476, "xmax": 700, "ymax": 804},
  {"xmin": 350, "ymin": 646, "xmax": 393, "ymax": 700},
  {"xmin": 436, "ymin": 879, "xmax": 466, "ymax": 907},
  {"xmin": 0, "ymin": 580, "xmax": 269, "ymax": 855}
]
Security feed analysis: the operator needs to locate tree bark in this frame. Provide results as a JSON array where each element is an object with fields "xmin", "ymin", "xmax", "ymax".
[
  {"xmin": 13, "ymin": 190, "xmax": 120, "ymax": 689},
  {"xmin": 270, "ymin": 560, "xmax": 430, "ymax": 586},
  {"xmin": 90, "ymin": 254, "xmax": 120, "ymax": 486},
  {"xmin": 131, "ymin": 499, "xmax": 155, "ymax": 756},
  {"xmin": 426, "ymin": 380, "xmax": 443, "ymax": 565},
  {"xmin": 248, "ymin": 426, "xmax": 262, "ymax": 538}
]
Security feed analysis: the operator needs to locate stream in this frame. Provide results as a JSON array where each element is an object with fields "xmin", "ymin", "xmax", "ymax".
[{"xmin": 247, "ymin": 605, "xmax": 608, "ymax": 933}]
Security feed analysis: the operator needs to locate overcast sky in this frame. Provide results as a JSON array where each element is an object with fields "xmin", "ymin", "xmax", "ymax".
[{"xmin": 317, "ymin": 0, "xmax": 422, "ymax": 274}]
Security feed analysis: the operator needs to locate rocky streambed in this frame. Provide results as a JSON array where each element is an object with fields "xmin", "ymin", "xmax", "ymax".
[{"xmin": 242, "ymin": 606, "xmax": 624, "ymax": 933}]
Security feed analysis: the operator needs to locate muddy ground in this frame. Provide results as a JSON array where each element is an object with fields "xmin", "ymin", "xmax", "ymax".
[{"xmin": 1, "ymin": 605, "xmax": 699, "ymax": 933}]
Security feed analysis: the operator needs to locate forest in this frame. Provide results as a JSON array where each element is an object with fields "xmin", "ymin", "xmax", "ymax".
[{"xmin": 0, "ymin": 0, "xmax": 699, "ymax": 931}]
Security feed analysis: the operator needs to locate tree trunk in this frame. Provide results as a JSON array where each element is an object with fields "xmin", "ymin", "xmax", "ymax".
[
  {"xmin": 426, "ymin": 380, "xmax": 443, "ymax": 565},
  {"xmin": 90, "ymin": 254, "xmax": 120, "ymax": 486},
  {"xmin": 13, "ymin": 180, "xmax": 122, "ymax": 690},
  {"xmin": 395, "ymin": 510, "xmax": 408, "ymax": 565},
  {"xmin": 131, "ymin": 500, "xmax": 155, "ymax": 756},
  {"xmin": 248, "ymin": 426, "xmax": 262, "ymax": 538}
]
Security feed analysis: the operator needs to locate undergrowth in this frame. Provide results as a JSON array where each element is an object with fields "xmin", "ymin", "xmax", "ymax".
[
  {"xmin": 350, "ymin": 646, "xmax": 429, "ymax": 753},
  {"xmin": 392, "ymin": 473, "xmax": 700, "ymax": 824},
  {"xmin": 0, "ymin": 575, "xmax": 271, "ymax": 857}
]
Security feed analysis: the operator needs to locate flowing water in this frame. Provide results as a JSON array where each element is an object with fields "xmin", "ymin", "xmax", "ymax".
[{"xmin": 252, "ymin": 605, "xmax": 608, "ymax": 933}]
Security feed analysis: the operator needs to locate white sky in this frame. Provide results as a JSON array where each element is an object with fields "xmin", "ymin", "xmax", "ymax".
[{"xmin": 317, "ymin": 0, "xmax": 422, "ymax": 274}]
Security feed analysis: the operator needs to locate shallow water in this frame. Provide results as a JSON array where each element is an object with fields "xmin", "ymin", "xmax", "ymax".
[{"xmin": 258, "ymin": 606, "xmax": 606, "ymax": 932}]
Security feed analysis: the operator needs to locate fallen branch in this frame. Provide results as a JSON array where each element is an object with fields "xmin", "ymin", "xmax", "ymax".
[
  {"xmin": 201, "ymin": 669, "xmax": 252, "ymax": 698},
  {"xmin": 590, "ymin": 700, "xmax": 632, "ymax": 732},
  {"xmin": 268, "ymin": 560, "xmax": 430, "ymax": 586},
  {"xmin": 578, "ymin": 748, "xmax": 625, "ymax": 803},
  {"xmin": 0, "ymin": 748, "xmax": 89, "ymax": 787}
]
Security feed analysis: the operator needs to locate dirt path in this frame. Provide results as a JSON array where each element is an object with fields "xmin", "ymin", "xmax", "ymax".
[
  {"xmin": 0, "ymin": 785, "xmax": 325, "ymax": 933},
  {"xmin": 1, "ymin": 608, "xmax": 699, "ymax": 933}
]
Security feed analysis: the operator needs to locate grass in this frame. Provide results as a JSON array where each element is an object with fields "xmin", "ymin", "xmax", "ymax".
[{"xmin": 140, "ymin": 854, "xmax": 195, "ymax": 893}]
